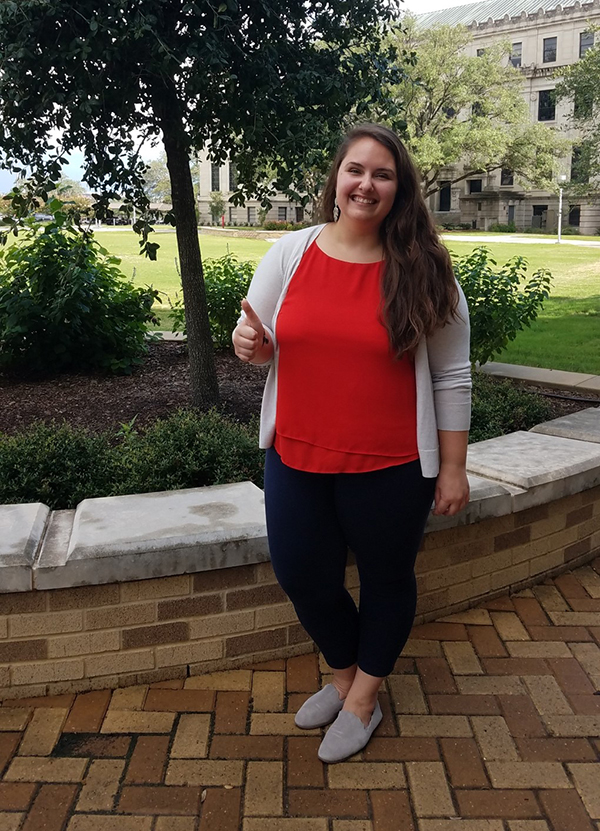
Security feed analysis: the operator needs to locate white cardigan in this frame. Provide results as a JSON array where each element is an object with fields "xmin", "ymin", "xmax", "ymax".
[{"xmin": 241, "ymin": 224, "xmax": 472, "ymax": 478}]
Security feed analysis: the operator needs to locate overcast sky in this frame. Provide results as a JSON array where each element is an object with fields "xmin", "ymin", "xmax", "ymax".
[{"xmin": 0, "ymin": 0, "xmax": 476, "ymax": 195}]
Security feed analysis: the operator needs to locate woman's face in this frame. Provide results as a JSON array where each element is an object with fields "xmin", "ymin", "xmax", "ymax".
[{"xmin": 335, "ymin": 137, "xmax": 398, "ymax": 229}]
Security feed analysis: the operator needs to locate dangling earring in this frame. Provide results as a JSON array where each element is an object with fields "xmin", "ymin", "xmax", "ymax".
[{"xmin": 333, "ymin": 197, "xmax": 340, "ymax": 222}]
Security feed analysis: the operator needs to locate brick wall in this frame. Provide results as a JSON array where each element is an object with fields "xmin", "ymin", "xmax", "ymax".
[{"xmin": 1, "ymin": 487, "xmax": 599, "ymax": 700}]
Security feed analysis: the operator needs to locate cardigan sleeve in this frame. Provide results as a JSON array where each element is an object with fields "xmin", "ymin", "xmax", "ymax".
[
  {"xmin": 426, "ymin": 282, "xmax": 472, "ymax": 431},
  {"xmin": 236, "ymin": 237, "xmax": 287, "ymax": 366}
]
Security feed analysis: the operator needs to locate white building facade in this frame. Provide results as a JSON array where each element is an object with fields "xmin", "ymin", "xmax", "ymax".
[
  {"xmin": 193, "ymin": 148, "xmax": 306, "ymax": 227},
  {"xmin": 419, "ymin": 0, "xmax": 600, "ymax": 234}
]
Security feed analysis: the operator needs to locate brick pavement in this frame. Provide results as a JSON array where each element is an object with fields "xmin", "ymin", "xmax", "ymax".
[{"xmin": 1, "ymin": 559, "xmax": 600, "ymax": 831}]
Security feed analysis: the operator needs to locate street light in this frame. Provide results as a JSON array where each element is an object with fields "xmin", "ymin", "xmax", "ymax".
[{"xmin": 556, "ymin": 174, "xmax": 567, "ymax": 244}]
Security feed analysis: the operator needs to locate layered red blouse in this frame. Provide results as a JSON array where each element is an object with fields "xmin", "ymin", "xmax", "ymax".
[{"xmin": 273, "ymin": 240, "xmax": 418, "ymax": 473}]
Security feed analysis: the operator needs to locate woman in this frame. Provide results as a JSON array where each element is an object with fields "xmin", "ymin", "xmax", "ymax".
[{"xmin": 232, "ymin": 123, "xmax": 471, "ymax": 763}]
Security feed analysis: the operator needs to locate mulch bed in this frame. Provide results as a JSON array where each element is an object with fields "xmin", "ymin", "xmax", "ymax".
[
  {"xmin": 0, "ymin": 342, "xmax": 268, "ymax": 436},
  {"xmin": 0, "ymin": 340, "xmax": 597, "ymax": 436}
]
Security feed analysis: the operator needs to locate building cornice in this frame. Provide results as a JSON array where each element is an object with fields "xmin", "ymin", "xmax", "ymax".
[{"xmin": 467, "ymin": 1, "xmax": 600, "ymax": 35}]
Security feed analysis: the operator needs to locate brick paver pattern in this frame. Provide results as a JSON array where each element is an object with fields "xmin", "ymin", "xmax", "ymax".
[{"xmin": 1, "ymin": 559, "xmax": 600, "ymax": 831}]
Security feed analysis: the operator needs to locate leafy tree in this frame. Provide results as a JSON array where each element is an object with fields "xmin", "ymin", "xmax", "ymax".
[
  {"xmin": 51, "ymin": 177, "xmax": 86, "ymax": 197},
  {"xmin": 209, "ymin": 192, "xmax": 226, "ymax": 224},
  {"xmin": 142, "ymin": 153, "xmax": 172, "ymax": 204},
  {"xmin": 0, "ymin": 0, "xmax": 401, "ymax": 407},
  {"xmin": 385, "ymin": 18, "xmax": 568, "ymax": 197},
  {"xmin": 48, "ymin": 178, "xmax": 94, "ymax": 219},
  {"xmin": 555, "ymin": 29, "xmax": 600, "ymax": 196}
]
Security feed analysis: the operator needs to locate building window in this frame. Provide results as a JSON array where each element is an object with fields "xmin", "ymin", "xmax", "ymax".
[
  {"xmin": 476, "ymin": 48, "xmax": 485, "ymax": 57},
  {"xmin": 510, "ymin": 42, "xmax": 522, "ymax": 67},
  {"xmin": 278, "ymin": 207, "xmax": 287, "ymax": 221},
  {"xmin": 247, "ymin": 206, "xmax": 256, "ymax": 225},
  {"xmin": 468, "ymin": 179, "xmax": 483, "ymax": 194},
  {"xmin": 543, "ymin": 37, "xmax": 557, "ymax": 63},
  {"xmin": 295, "ymin": 206, "xmax": 304, "ymax": 223},
  {"xmin": 443, "ymin": 106, "xmax": 456, "ymax": 119},
  {"xmin": 571, "ymin": 147, "xmax": 589, "ymax": 184},
  {"xmin": 211, "ymin": 163, "xmax": 220, "ymax": 192},
  {"xmin": 568, "ymin": 205, "xmax": 581, "ymax": 227},
  {"xmin": 438, "ymin": 182, "xmax": 451, "ymax": 212},
  {"xmin": 538, "ymin": 90, "xmax": 556, "ymax": 121},
  {"xmin": 228, "ymin": 163, "xmax": 237, "ymax": 192},
  {"xmin": 580, "ymin": 31, "xmax": 594, "ymax": 58},
  {"xmin": 532, "ymin": 204, "xmax": 548, "ymax": 228},
  {"xmin": 501, "ymin": 169, "xmax": 514, "ymax": 186}
]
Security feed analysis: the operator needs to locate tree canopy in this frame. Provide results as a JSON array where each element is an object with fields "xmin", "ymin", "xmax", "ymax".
[
  {"xmin": 385, "ymin": 17, "xmax": 568, "ymax": 196},
  {"xmin": 142, "ymin": 153, "xmax": 172, "ymax": 205},
  {"xmin": 555, "ymin": 29, "xmax": 600, "ymax": 196},
  {"xmin": 0, "ymin": 0, "xmax": 402, "ymax": 406}
]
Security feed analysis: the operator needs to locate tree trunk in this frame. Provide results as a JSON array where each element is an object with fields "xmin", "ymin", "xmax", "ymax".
[{"xmin": 152, "ymin": 83, "xmax": 219, "ymax": 409}]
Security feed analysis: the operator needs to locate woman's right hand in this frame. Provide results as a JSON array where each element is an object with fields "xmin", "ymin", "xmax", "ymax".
[{"xmin": 232, "ymin": 298, "xmax": 267, "ymax": 363}]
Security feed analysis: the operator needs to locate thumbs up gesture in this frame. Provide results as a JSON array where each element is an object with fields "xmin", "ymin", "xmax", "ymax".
[{"xmin": 232, "ymin": 298, "xmax": 268, "ymax": 363}]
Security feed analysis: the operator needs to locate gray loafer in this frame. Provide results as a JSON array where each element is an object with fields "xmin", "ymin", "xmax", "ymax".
[
  {"xmin": 294, "ymin": 684, "xmax": 345, "ymax": 729},
  {"xmin": 318, "ymin": 701, "xmax": 382, "ymax": 763}
]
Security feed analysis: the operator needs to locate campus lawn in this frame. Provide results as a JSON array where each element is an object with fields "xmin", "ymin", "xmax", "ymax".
[
  {"xmin": 96, "ymin": 228, "xmax": 270, "ymax": 302},
  {"xmin": 97, "ymin": 229, "xmax": 600, "ymax": 375},
  {"xmin": 446, "ymin": 241, "xmax": 600, "ymax": 374}
]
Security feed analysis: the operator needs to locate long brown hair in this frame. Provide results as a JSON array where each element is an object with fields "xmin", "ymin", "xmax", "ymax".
[{"xmin": 319, "ymin": 123, "xmax": 458, "ymax": 357}]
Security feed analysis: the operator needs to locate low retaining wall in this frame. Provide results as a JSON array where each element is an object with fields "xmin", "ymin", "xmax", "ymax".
[{"xmin": 1, "ymin": 409, "xmax": 600, "ymax": 700}]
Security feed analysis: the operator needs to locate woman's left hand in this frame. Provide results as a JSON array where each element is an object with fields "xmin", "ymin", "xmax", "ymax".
[{"xmin": 432, "ymin": 464, "xmax": 470, "ymax": 516}]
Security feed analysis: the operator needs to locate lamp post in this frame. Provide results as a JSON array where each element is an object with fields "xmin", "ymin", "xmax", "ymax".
[{"xmin": 556, "ymin": 174, "xmax": 567, "ymax": 244}]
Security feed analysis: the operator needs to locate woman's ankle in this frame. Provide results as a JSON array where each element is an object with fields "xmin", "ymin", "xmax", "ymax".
[{"xmin": 331, "ymin": 665, "xmax": 357, "ymax": 699}]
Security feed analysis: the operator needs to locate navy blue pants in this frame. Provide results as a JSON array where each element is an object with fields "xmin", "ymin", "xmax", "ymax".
[{"xmin": 264, "ymin": 447, "xmax": 436, "ymax": 677}]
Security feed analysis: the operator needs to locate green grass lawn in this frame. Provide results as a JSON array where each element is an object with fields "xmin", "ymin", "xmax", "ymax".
[
  {"xmin": 96, "ymin": 228, "xmax": 271, "ymax": 303},
  {"xmin": 445, "ymin": 241, "xmax": 600, "ymax": 373},
  {"xmin": 97, "ymin": 229, "xmax": 600, "ymax": 376}
]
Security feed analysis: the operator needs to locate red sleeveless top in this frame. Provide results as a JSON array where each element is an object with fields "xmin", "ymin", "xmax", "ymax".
[{"xmin": 273, "ymin": 241, "xmax": 418, "ymax": 473}]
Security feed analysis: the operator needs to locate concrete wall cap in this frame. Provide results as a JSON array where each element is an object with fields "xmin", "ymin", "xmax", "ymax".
[
  {"xmin": 2, "ymin": 423, "xmax": 600, "ymax": 593},
  {"xmin": 467, "ymin": 430, "xmax": 600, "ymax": 489},
  {"xmin": 530, "ymin": 407, "xmax": 600, "ymax": 444},
  {"xmin": 33, "ymin": 481, "xmax": 270, "ymax": 590},
  {"xmin": 0, "ymin": 503, "xmax": 49, "ymax": 592}
]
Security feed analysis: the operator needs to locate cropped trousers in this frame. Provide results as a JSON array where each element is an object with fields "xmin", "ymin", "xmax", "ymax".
[{"xmin": 264, "ymin": 446, "xmax": 436, "ymax": 677}]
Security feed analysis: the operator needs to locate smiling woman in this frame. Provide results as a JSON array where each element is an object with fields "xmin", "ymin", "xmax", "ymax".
[
  {"xmin": 333, "ymin": 138, "xmax": 398, "ymax": 238},
  {"xmin": 230, "ymin": 123, "xmax": 472, "ymax": 763}
]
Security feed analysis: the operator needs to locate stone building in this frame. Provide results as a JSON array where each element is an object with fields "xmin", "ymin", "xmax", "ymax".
[
  {"xmin": 193, "ymin": 148, "xmax": 306, "ymax": 228},
  {"xmin": 419, "ymin": 0, "xmax": 600, "ymax": 233}
]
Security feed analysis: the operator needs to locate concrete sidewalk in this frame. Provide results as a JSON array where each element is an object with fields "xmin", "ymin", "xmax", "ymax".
[{"xmin": 1, "ymin": 559, "xmax": 599, "ymax": 830}]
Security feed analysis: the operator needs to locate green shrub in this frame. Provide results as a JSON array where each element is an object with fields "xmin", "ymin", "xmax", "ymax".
[
  {"xmin": 453, "ymin": 246, "xmax": 552, "ymax": 366},
  {"xmin": 520, "ymin": 225, "xmax": 579, "ymax": 236},
  {"xmin": 115, "ymin": 409, "xmax": 263, "ymax": 495},
  {"xmin": 262, "ymin": 220, "xmax": 291, "ymax": 230},
  {"xmin": 0, "ymin": 201, "xmax": 159, "ymax": 375},
  {"xmin": 488, "ymin": 222, "xmax": 516, "ymax": 233},
  {"xmin": 0, "ymin": 409, "xmax": 263, "ymax": 509},
  {"xmin": 0, "ymin": 379, "xmax": 555, "ymax": 508},
  {"xmin": 169, "ymin": 253, "xmax": 255, "ymax": 347},
  {"xmin": 0, "ymin": 422, "xmax": 117, "ymax": 508},
  {"xmin": 470, "ymin": 372, "xmax": 553, "ymax": 444}
]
